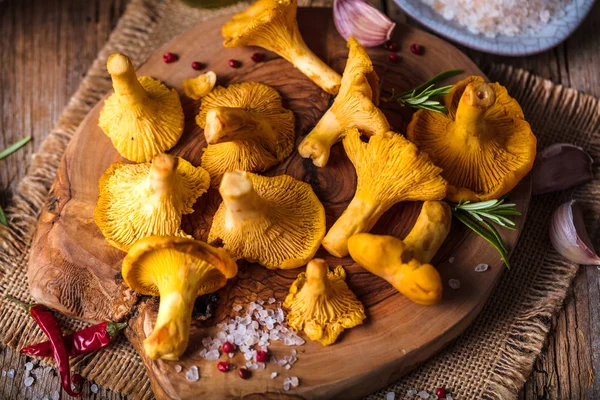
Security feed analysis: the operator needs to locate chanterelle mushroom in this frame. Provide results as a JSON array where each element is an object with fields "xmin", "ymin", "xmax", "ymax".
[
  {"xmin": 348, "ymin": 201, "xmax": 452, "ymax": 305},
  {"xmin": 208, "ymin": 171, "xmax": 325, "ymax": 269},
  {"xmin": 221, "ymin": 0, "xmax": 342, "ymax": 94},
  {"xmin": 322, "ymin": 128, "xmax": 447, "ymax": 258},
  {"xmin": 123, "ymin": 236, "xmax": 237, "ymax": 360},
  {"xmin": 297, "ymin": 37, "xmax": 389, "ymax": 167},
  {"xmin": 284, "ymin": 259, "xmax": 365, "ymax": 345},
  {"xmin": 183, "ymin": 71, "xmax": 217, "ymax": 100},
  {"xmin": 99, "ymin": 53, "xmax": 184, "ymax": 162},
  {"xmin": 94, "ymin": 153, "xmax": 210, "ymax": 251},
  {"xmin": 196, "ymin": 82, "xmax": 295, "ymax": 186},
  {"xmin": 407, "ymin": 75, "xmax": 536, "ymax": 202}
]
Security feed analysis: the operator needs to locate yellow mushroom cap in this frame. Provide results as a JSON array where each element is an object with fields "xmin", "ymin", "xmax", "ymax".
[
  {"xmin": 407, "ymin": 75, "xmax": 536, "ymax": 202},
  {"xmin": 99, "ymin": 53, "xmax": 184, "ymax": 162},
  {"xmin": 221, "ymin": 0, "xmax": 341, "ymax": 94},
  {"xmin": 283, "ymin": 259, "xmax": 365, "ymax": 346},
  {"xmin": 298, "ymin": 37, "xmax": 390, "ymax": 167},
  {"xmin": 183, "ymin": 71, "xmax": 217, "ymax": 100},
  {"xmin": 208, "ymin": 171, "xmax": 326, "ymax": 269},
  {"xmin": 321, "ymin": 128, "xmax": 448, "ymax": 257},
  {"xmin": 122, "ymin": 236, "xmax": 237, "ymax": 360},
  {"xmin": 94, "ymin": 153, "xmax": 210, "ymax": 251},
  {"xmin": 196, "ymin": 82, "xmax": 295, "ymax": 186}
]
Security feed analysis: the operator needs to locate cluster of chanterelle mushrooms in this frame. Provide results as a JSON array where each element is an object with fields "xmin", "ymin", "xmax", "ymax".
[{"xmin": 94, "ymin": 0, "xmax": 536, "ymax": 359}]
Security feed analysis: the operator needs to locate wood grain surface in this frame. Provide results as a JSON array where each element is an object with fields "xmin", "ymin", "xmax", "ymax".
[
  {"xmin": 0, "ymin": 0, "xmax": 598, "ymax": 399},
  {"xmin": 25, "ymin": 9, "xmax": 532, "ymax": 399}
]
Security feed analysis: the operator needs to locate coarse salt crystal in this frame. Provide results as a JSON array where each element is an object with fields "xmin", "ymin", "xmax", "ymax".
[
  {"xmin": 284, "ymin": 364, "xmax": 291, "ymax": 370},
  {"xmin": 185, "ymin": 366, "xmax": 200, "ymax": 382},
  {"xmin": 257, "ymin": 299, "xmax": 265, "ymax": 305},
  {"xmin": 271, "ymin": 372, "xmax": 278, "ymax": 379},
  {"xmin": 233, "ymin": 305, "xmax": 243, "ymax": 312},
  {"xmin": 205, "ymin": 349, "xmax": 220, "ymax": 361},
  {"xmin": 268, "ymin": 298, "xmax": 276, "ymax": 304},
  {"xmin": 448, "ymin": 257, "xmax": 455, "ymax": 263},
  {"xmin": 407, "ymin": 389, "xmax": 418, "ymax": 396},
  {"xmin": 386, "ymin": 392, "xmax": 396, "ymax": 400},
  {"xmin": 283, "ymin": 381, "xmax": 291, "ymax": 391},
  {"xmin": 291, "ymin": 349, "xmax": 297, "ymax": 356},
  {"xmin": 449, "ymin": 279, "xmax": 461, "ymax": 289},
  {"xmin": 90, "ymin": 384, "xmax": 99, "ymax": 393},
  {"xmin": 418, "ymin": 390, "xmax": 430, "ymax": 399},
  {"xmin": 24, "ymin": 376, "xmax": 34, "ymax": 387},
  {"xmin": 446, "ymin": 396, "xmax": 455, "ymax": 400},
  {"xmin": 52, "ymin": 391, "xmax": 60, "ymax": 400},
  {"xmin": 174, "ymin": 365, "xmax": 183, "ymax": 373},
  {"xmin": 7, "ymin": 369, "xmax": 15, "ymax": 379},
  {"xmin": 228, "ymin": 352, "xmax": 235, "ymax": 358},
  {"xmin": 475, "ymin": 263, "xmax": 489, "ymax": 272},
  {"xmin": 290, "ymin": 376, "xmax": 299, "ymax": 387},
  {"xmin": 25, "ymin": 362, "xmax": 34, "ymax": 371}
]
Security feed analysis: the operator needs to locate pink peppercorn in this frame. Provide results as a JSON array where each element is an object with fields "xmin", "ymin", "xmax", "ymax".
[
  {"xmin": 217, "ymin": 361, "xmax": 230, "ymax": 372},
  {"xmin": 222, "ymin": 341, "xmax": 235, "ymax": 353},
  {"xmin": 255, "ymin": 350, "xmax": 268, "ymax": 363},
  {"xmin": 238, "ymin": 368, "xmax": 251, "ymax": 379},
  {"xmin": 191, "ymin": 61, "xmax": 203, "ymax": 70},
  {"xmin": 228, "ymin": 59, "xmax": 241, "ymax": 68},
  {"xmin": 435, "ymin": 387, "xmax": 447, "ymax": 399},
  {"xmin": 163, "ymin": 52, "xmax": 178, "ymax": 63},
  {"xmin": 410, "ymin": 43, "xmax": 423, "ymax": 55},
  {"xmin": 386, "ymin": 41, "xmax": 398, "ymax": 51},
  {"xmin": 388, "ymin": 53, "xmax": 399, "ymax": 63},
  {"xmin": 251, "ymin": 52, "xmax": 265, "ymax": 62}
]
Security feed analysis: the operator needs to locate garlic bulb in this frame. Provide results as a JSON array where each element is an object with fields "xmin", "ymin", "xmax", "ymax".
[
  {"xmin": 333, "ymin": 0, "xmax": 396, "ymax": 48},
  {"xmin": 550, "ymin": 200, "xmax": 600, "ymax": 265},
  {"xmin": 532, "ymin": 143, "xmax": 593, "ymax": 195}
]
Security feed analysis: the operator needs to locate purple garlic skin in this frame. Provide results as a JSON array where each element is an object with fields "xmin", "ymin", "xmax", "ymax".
[
  {"xmin": 533, "ymin": 143, "xmax": 593, "ymax": 195},
  {"xmin": 550, "ymin": 200, "xmax": 600, "ymax": 265}
]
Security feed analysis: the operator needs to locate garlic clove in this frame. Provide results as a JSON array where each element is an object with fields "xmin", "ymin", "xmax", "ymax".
[
  {"xmin": 532, "ymin": 143, "xmax": 593, "ymax": 195},
  {"xmin": 550, "ymin": 200, "xmax": 600, "ymax": 265},
  {"xmin": 333, "ymin": 0, "xmax": 396, "ymax": 48}
]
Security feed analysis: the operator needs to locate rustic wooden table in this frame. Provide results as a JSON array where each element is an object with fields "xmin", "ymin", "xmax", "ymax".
[{"xmin": 0, "ymin": 0, "xmax": 598, "ymax": 399}]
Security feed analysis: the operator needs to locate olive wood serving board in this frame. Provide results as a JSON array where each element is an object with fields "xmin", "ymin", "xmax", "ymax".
[{"xmin": 28, "ymin": 8, "xmax": 531, "ymax": 400}]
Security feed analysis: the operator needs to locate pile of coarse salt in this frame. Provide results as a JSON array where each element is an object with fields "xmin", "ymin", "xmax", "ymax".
[
  {"xmin": 420, "ymin": 0, "xmax": 570, "ymax": 37},
  {"xmin": 198, "ymin": 298, "xmax": 304, "ymax": 391}
]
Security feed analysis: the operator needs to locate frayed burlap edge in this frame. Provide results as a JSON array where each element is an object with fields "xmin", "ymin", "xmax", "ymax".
[
  {"xmin": 0, "ymin": 0, "xmax": 598, "ymax": 398},
  {"xmin": 480, "ymin": 65, "xmax": 598, "ymax": 400}
]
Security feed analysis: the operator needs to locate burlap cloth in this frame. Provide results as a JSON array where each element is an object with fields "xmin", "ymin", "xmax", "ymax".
[{"xmin": 0, "ymin": 0, "xmax": 598, "ymax": 398}]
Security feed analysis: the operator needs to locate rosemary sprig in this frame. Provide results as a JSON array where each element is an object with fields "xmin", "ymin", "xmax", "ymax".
[
  {"xmin": 0, "ymin": 137, "xmax": 32, "ymax": 226},
  {"xmin": 388, "ymin": 69, "xmax": 463, "ymax": 114},
  {"xmin": 451, "ymin": 197, "xmax": 521, "ymax": 269}
]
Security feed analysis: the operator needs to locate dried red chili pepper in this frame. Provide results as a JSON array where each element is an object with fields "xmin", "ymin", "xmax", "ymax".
[
  {"xmin": 6, "ymin": 296, "xmax": 82, "ymax": 397},
  {"xmin": 20, "ymin": 321, "xmax": 128, "ymax": 358}
]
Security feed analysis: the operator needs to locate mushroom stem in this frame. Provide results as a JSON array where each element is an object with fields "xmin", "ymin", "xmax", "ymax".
[
  {"xmin": 403, "ymin": 201, "xmax": 452, "ymax": 263},
  {"xmin": 220, "ymin": 171, "xmax": 268, "ymax": 224},
  {"xmin": 107, "ymin": 53, "xmax": 147, "ymax": 106},
  {"xmin": 322, "ymin": 197, "xmax": 387, "ymax": 258},
  {"xmin": 147, "ymin": 154, "xmax": 178, "ymax": 194},
  {"xmin": 204, "ymin": 107, "xmax": 279, "ymax": 146},
  {"xmin": 305, "ymin": 259, "xmax": 329, "ymax": 294},
  {"xmin": 454, "ymin": 82, "xmax": 496, "ymax": 139},
  {"xmin": 144, "ymin": 268, "xmax": 201, "ymax": 360},
  {"xmin": 347, "ymin": 234, "xmax": 443, "ymax": 305},
  {"xmin": 297, "ymin": 111, "xmax": 341, "ymax": 167},
  {"xmin": 262, "ymin": 20, "xmax": 341, "ymax": 95}
]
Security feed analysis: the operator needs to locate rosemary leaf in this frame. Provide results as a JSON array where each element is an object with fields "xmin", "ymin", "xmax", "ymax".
[
  {"xmin": 453, "ymin": 211, "xmax": 511, "ymax": 268},
  {"xmin": 0, "ymin": 137, "xmax": 31, "ymax": 161},
  {"xmin": 0, "ymin": 206, "xmax": 6, "ymax": 227}
]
